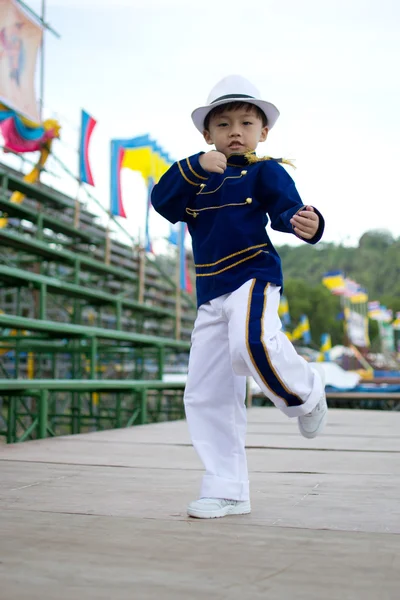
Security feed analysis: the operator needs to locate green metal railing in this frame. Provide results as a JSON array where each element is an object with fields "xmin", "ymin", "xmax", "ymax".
[
  {"xmin": 0, "ymin": 266, "xmax": 195, "ymax": 327},
  {"xmin": 0, "ymin": 313, "xmax": 191, "ymax": 347},
  {"xmin": 0, "ymin": 380, "xmax": 186, "ymax": 443},
  {"xmin": 0, "ymin": 167, "xmax": 197, "ymax": 310}
]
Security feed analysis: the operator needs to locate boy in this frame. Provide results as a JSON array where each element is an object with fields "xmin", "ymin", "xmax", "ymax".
[{"xmin": 151, "ymin": 75, "xmax": 327, "ymax": 519}]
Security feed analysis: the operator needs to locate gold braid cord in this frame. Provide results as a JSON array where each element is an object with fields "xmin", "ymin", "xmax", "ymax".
[{"xmin": 244, "ymin": 150, "xmax": 296, "ymax": 169}]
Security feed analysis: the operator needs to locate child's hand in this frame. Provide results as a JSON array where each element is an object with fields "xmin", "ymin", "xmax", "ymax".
[
  {"xmin": 199, "ymin": 151, "xmax": 227, "ymax": 174},
  {"xmin": 290, "ymin": 206, "xmax": 319, "ymax": 240}
]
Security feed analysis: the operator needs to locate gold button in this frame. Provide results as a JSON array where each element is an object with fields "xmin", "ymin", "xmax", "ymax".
[
  {"xmin": 246, "ymin": 197, "xmax": 252, "ymax": 204},
  {"xmin": 241, "ymin": 170, "xmax": 247, "ymax": 175},
  {"xmin": 200, "ymin": 183, "xmax": 206, "ymax": 189},
  {"xmin": 193, "ymin": 212, "xmax": 198, "ymax": 218}
]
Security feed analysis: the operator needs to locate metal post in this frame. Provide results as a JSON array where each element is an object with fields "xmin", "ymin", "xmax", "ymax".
[
  {"xmin": 16, "ymin": 287, "xmax": 21, "ymax": 316},
  {"xmin": 116, "ymin": 301, "xmax": 122, "ymax": 330},
  {"xmin": 38, "ymin": 388, "xmax": 48, "ymax": 439},
  {"xmin": 140, "ymin": 389, "xmax": 147, "ymax": 425},
  {"xmin": 158, "ymin": 346, "xmax": 165, "ymax": 380},
  {"xmin": 90, "ymin": 336, "xmax": 99, "ymax": 421},
  {"xmin": 51, "ymin": 351, "xmax": 56, "ymax": 378},
  {"xmin": 90, "ymin": 337, "xmax": 98, "ymax": 379},
  {"xmin": 71, "ymin": 341, "xmax": 79, "ymax": 435},
  {"xmin": 157, "ymin": 347, "xmax": 165, "ymax": 420},
  {"xmin": 7, "ymin": 396, "xmax": 17, "ymax": 444},
  {"xmin": 39, "ymin": 283, "xmax": 46, "ymax": 319},
  {"xmin": 115, "ymin": 394, "xmax": 122, "ymax": 428},
  {"xmin": 74, "ymin": 258, "xmax": 80, "ymax": 285},
  {"xmin": 73, "ymin": 300, "xmax": 81, "ymax": 325},
  {"xmin": 39, "ymin": 0, "xmax": 46, "ymax": 120},
  {"xmin": 37, "ymin": 212, "xmax": 44, "ymax": 241},
  {"xmin": 15, "ymin": 339, "xmax": 20, "ymax": 377}
]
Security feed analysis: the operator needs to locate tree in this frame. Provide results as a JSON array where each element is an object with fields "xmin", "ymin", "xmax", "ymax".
[
  {"xmin": 284, "ymin": 280, "xmax": 343, "ymax": 346},
  {"xmin": 280, "ymin": 230, "xmax": 399, "ymax": 306}
]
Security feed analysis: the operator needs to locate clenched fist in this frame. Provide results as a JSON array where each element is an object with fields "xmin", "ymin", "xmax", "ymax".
[
  {"xmin": 199, "ymin": 151, "xmax": 227, "ymax": 174},
  {"xmin": 290, "ymin": 206, "xmax": 320, "ymax": 240}
]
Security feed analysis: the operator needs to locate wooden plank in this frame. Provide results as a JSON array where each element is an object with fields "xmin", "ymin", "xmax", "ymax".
[{"xmin": 0, "ymin": 407, "xmax": 399, "ymax": 599}]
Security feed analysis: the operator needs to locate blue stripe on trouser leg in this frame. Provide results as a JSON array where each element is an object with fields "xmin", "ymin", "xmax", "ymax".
[{"xmin": 246, "ymin": 280, "xmax": 304, "ymax": 408}]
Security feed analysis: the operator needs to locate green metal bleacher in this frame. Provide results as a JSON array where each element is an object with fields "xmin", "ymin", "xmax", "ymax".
[
  {"xmin": 0, "ymin": 379, "xmax": 186, "ymax": 443},
  {"xmin": 0, "ymin": 162, "xmax": 195, "ymax": 443}
]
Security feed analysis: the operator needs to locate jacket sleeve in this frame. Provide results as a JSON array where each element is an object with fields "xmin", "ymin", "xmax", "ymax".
[
  {"xmin": 257, "ymin": 160, "xmax": 324, "ymax": 245},
  {"xmin": 151, "ymin": 152, "xmax": 210, "ymax": 224}
]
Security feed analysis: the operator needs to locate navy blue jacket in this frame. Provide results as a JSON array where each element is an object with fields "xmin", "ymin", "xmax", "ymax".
[{"xmin": 151, "ymin": 152, "xmax": 324, "ymax": 307}]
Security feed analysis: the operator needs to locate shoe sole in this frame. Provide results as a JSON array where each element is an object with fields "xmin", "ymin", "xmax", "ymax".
[{"xmin": 187, "ymin": 501, "xmax": 251, "ymax": 519}]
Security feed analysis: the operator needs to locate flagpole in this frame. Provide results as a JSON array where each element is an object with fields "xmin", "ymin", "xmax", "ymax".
[
  {"xmin": 105, "ymin": 212, "xmax": 111, "ymax": 265},
  {"xmin": 39, "ymin": 0, "xmax": 46, "ymax": 120},
  {"xmin": 74, "ymin": 111, "xmax": 82, "ymax": 228},
  {"xmin": 15, "ymin": 1, "xmax": 60, "ymax": 122}
]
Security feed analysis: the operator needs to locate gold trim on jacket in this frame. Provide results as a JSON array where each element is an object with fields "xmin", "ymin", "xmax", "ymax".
[{"xmin": 195, "ymin": 243, "xmax": 268, "ymax": 277}]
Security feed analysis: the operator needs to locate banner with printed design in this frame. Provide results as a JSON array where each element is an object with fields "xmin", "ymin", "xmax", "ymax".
[
  {"xmin": 0, "ymin": 0, "xmax": 43, "ymax": 122},
  {"xmin": 345, "ymin": 309, "xmax": 369, "ymax": 348}
]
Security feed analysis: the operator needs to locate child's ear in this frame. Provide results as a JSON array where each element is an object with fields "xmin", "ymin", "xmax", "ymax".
[
  {"xmin": 259, "ymin": 127, "xmax": 269, "ymax": 143},
  {"xmin": 203, "ymin": 130, "xmax": 214, "ymax": 145}
]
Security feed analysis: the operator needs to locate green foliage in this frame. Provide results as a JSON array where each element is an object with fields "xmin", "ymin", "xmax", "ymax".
[
  {"xmin": 279, "ymin": 229, "xmax": 400, "ymax": 301},
  {"xmin": 279, "ymin": 229, "xmax": 399, "ymax": 346},
  {"xmin": 284, "ymin": 280, "xmax": 343, "ymax": 346}
]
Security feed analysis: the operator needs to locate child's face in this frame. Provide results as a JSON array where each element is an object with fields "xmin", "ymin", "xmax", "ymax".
[{"xmin": 203, "ymin": 106, "xmax": 268, "ymax": 157}]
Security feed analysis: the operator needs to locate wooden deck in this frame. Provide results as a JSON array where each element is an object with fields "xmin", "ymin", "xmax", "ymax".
[{"xmin": 1, "ymin": 408, "xmax": 399, "ymax": 599}]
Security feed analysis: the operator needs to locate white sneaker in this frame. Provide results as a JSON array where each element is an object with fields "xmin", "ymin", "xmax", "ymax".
[
  {"xmin": 187, "ymin": 498, "xmax": 251, "ymax": 519},
  {"xmin": 298, "ymin": 363, "xmax": 328, "ymax": 439}
]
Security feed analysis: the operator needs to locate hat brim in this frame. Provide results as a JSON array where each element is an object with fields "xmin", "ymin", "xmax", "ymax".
[{"xmin": 191, "ymin": 97, "xmax": 280, "ymax": 133}]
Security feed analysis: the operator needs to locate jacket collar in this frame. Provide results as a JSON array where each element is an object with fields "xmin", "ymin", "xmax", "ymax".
[{"xmin": 226, "ymin": 152, "xmax": 255, "ymax": 167}]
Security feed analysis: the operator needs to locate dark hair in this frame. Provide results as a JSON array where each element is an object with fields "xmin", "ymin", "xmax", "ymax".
[{"xmin": 203, "ymin": 101, "xmax": 268, "ymax": 131}]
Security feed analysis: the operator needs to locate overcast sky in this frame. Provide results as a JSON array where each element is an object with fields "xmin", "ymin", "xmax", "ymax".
[{"xmin": 11, "ymin": 0, "xmax": 400, "ymax": 249}]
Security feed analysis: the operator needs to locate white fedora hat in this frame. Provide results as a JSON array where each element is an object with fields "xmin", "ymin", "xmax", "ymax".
[{"xmin": 191, "ymin": 74, "xmax": 280, "ymax": 133}]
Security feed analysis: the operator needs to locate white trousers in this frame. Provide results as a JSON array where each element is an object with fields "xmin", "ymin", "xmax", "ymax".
[{"xmin": 184, "ymin": 279, "xmax": 323, "ymax": 501}]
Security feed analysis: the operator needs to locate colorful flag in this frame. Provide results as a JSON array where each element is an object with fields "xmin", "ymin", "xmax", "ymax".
[
  {"xmin": 185, "ymin": 262, "xmax": 193, "ymax": 294},
  {"xmin": 320, "ymin": 333, "xmax": 332, "ymax": 361},
  {"xmin": 168, "ymin": 223, "xmax": 179, "ymax": 246},
  {"xmin": 168, "ymin": 223, "xmax": 192, "ymax": 293},
  {"xmin": 178, "ymin": 223, "xmax": 186, "ymax": 290},
  {"xmin": 368, "ymin": 300, "xmax": 380, "ymax": 312},
  {"xmin": 322, "ymin": 271, "xmax": 346, "ymax": 295},
  {"xmin": 350, "ymin": 288, "xmax": 368, "ymax": 304},
  {"xmin": 343, "ymin": 278, "xmax": 361, "ymax": 299},
  {"xmin": 368, "ymin": 304, "xmax": 393, "ymax": 322},
  {"xmin": 290, "ymin": 315, "xmax": 311, "ymax": 344},
  {"xmin": 300, "ymin": 315, "xmax": 311, "ymax": 344},
  {"xmin": 179, "ymin": 223, "xmax": 193, "ymax": 292},
  {"xmin": 0, "ymin": 107, "xmax": 59, "ymax": 152},
  {"xmin": 79, "ymin": 110, "xmax": 96, "ymax": 186},
  {"xmin": 278, "ymin": 295, "xmax": 291, "ymax": 326},
  {"xmin": 393, "ymin": 312, "xmax": 400, "ymax": 331},
  {"xmin": 110, "ymin": 134, "xmax": 171, "ymax": 219}
]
